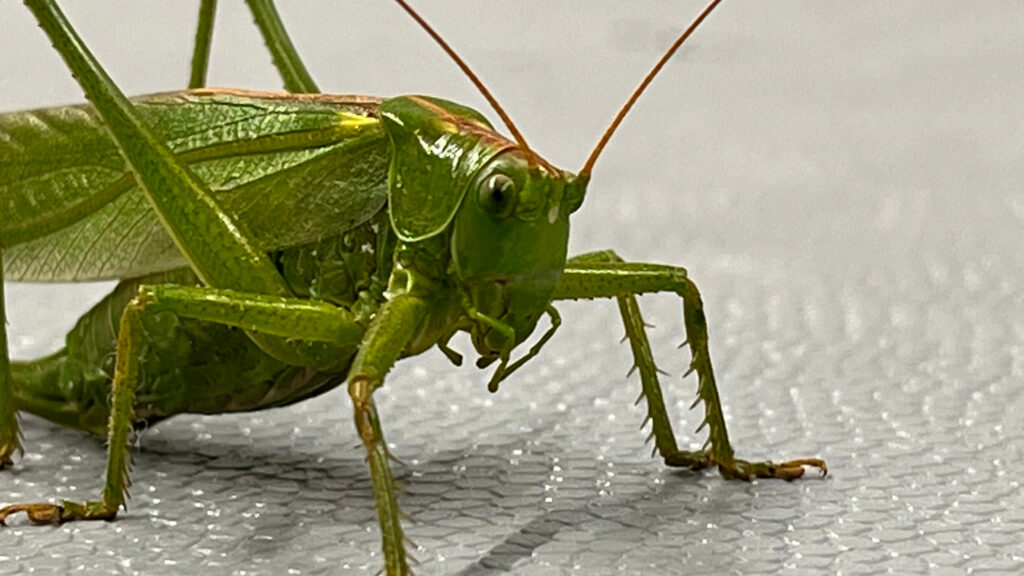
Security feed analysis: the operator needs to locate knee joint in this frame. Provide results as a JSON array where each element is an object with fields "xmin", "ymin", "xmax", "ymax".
[{"xmin": 347, "ymin": 376, "xmax": 372, "ymax": 409}]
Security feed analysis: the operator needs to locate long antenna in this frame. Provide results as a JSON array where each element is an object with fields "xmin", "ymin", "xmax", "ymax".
[
  {"xmin": 581, "ymin": 0, "xmax": 725, "ymax": 176},
  {"xmin": 394, "ymin": 0, "xmax": 535, "ymax": 161}
]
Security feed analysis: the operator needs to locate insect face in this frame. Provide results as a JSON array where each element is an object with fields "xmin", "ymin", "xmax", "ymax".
[{"xmin": 451, "ymin": 149, "xmax": 586, "ymax": 359}]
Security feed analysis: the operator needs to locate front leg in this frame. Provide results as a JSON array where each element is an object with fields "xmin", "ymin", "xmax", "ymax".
[{"xmin": 556, "ymin": 251, "xmax": 826, "ymax": 481}]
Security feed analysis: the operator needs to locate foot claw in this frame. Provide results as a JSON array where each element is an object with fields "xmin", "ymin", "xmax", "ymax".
[
  {"xmin": 0, "ymin": 499, "xmax": 115, "ymax": 526},
  {"xmin": 0, "ymin": 503, "xmax": 63, "ymax": 526},
  {"xmin": 664, "ymin": 449, "xmax": 827, "ymax": 481},
  {"xmin": 718, "ymin": 457, "xmax": 828, "ymax": 481},
  {"xmin": 774, "ymin": 458, "xmax": 828, "ymax": 480}
]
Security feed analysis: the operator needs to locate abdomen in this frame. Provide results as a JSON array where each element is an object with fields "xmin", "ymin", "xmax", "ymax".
[{"xmin": 12, "ymin": 269, "xmax": 348, "ymax": 434}]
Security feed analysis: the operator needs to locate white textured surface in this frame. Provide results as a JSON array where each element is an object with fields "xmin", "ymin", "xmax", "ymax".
[{"xmin": 2, "ymin": 2, "xmax": 1023, "ymax": 574}]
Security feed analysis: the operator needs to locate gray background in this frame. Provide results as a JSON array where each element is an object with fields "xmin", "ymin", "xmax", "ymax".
[{"xmin": 2, "ymin": 1, "xmax": 1022, "ymax": 574}]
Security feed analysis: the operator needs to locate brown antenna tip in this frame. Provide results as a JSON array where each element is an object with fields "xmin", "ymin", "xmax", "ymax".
[
  {"xmin": 394, "ymin": 0, "xmax": 535, "ymax": 161},
  {"xmin": 580, "ymin": 0, "xmax": 725, "ymax": 176}
]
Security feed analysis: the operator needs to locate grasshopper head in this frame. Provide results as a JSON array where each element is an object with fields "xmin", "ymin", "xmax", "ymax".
[
  {"xmin": 452, "ymin": 150, "xmax": 587, "ymax": 361},
  {"xmin": 379, "ymin": 94, "xmax": 587, "ymax": 374},
  {"xmin": 393, "ymin": 0, "xmax": 724, "ymax": 381}
]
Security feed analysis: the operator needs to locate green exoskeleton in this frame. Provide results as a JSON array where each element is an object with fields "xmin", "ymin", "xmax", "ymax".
[{"xmin": 0, "ymin": 0, "xmax": 825, "ymax": 573}]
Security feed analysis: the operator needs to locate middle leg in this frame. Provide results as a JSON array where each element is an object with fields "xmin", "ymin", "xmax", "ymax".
[{"xmin": 0, "ymin": 283, "xmax": 365, "ymax": 525}]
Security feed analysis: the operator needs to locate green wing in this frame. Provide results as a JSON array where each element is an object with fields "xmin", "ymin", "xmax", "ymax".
[{"xmin": 0, "ymin": 90, "xmax": 389, "ymax": 282}]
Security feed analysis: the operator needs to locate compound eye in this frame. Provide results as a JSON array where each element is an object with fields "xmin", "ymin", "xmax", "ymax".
[{"xmin": 478, "ymin": 173, "xmax": 516, "ymax": 218}]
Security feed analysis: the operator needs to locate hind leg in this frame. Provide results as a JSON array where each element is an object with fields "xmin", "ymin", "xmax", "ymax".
[{"xmin": 0, "ymin": 252, "xmax": 24, "ymax": 470}]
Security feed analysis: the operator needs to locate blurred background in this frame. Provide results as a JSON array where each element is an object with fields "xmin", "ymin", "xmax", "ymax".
[{"xmin": 2, "ymin": 2, "xmax": 1022, "ymax": 574}]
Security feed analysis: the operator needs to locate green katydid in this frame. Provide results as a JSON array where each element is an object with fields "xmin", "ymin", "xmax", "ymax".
[{"xmin": 0, "ymin": 0, "xmax": 826, "ymax": 574}]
